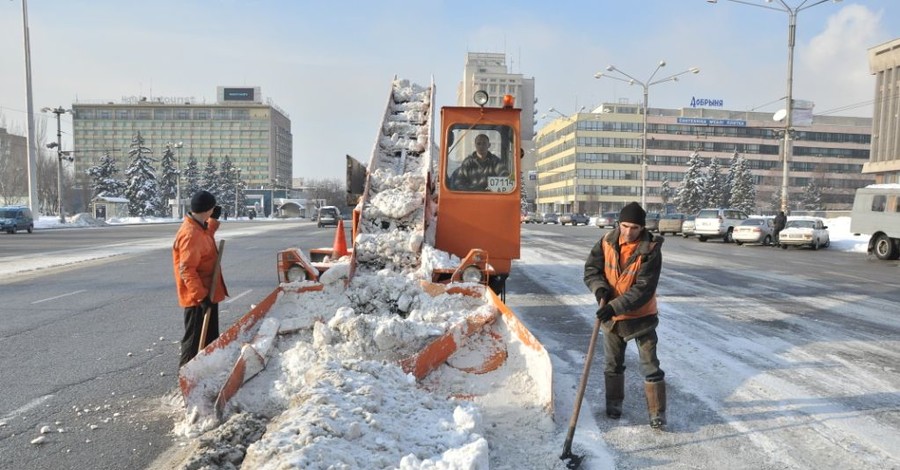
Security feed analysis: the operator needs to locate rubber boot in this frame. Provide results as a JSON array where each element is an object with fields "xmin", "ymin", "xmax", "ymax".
[
  {"xmin": 605, "ymin": 375, "xmax": 625, "ymax": 419},
  {"xmin": 644, "ymin": 380, "xmax": 667, "ymax": 429}
]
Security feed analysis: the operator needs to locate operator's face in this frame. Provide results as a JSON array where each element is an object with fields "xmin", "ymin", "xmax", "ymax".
[
  {"xmin": 475, "ymin": 136, "xmax": 490, "ymax": 157},
  {"xmin": 618, "ymin": 222, "xmax": 643, "ymax": 243}
]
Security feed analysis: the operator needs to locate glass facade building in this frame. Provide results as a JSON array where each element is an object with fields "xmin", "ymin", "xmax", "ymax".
[
  {"xmin": 534, "ymin": 104, "xmax": 873, "ymax": 214},
  {"xmin": 71, "ymin": 86, "xmax": 292, "ymax": 202}
]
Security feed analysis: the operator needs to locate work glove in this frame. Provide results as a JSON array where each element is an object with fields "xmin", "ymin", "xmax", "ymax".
[
  {"xmin": 199, "ymin": 296, "xmax": 214, "ymax": 312},
  {"xmin": 211, "ymin": 205, "xmax": 222, "ymax": 220},
  {"xmin": 596, "ymin": 304, "xmax": 615, "ymax": 322},
  {"xmin": 594, "ymin": 289, "xmax": 608, "ymax": 304}
]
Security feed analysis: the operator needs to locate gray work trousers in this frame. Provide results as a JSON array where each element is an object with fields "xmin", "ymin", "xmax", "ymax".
[{"xmin": 602, "ymin": 328, "xmax": 665, "ymax": 382}]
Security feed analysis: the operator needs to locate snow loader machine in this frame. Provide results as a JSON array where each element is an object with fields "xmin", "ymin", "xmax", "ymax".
[{"xmin": 178, "ymin": 78, "xmax": 552, "ymax": 422}]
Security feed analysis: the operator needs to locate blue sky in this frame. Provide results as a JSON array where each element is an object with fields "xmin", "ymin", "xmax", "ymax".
[{"xmin": 1, "ymin": 0, "xmax": 897, "ymax": 180}]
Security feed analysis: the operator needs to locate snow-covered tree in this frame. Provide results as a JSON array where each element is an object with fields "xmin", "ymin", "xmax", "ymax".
[
  {"xmin": 158, "ymin": 145, "xmax": 179, "ymax": 216},
  {"xmin": 85, "ymin": 152, "xmax": 127, "ymax": 198},
  {"xmin": 659, "ymin": 177, "xmax": 673, "ymax": 208},
  {"xmin": 701, "ymin": 157, "xmax": 725, "ymax": 208},
  {"xmin": 801, "ymin": 179, "xmax": 823, "ymax": 211},
  {"xmin": 674, "ymin": 151, "xmax": 706, "ymax": 215},
  {"xmin": 770, "ymin": 188, "xmax": 782, "ymax": 212},
  {"xmin": 183, "ymin": 155, "xmax": 201, "ymax": 199},
  {"xmin": 201, "ymin": 154, "xmax": 221, "ymax": 196},
  {"xmin": 218, "ymin": 155, "xmax": 236, "ymax": 217},
  {"xmin": 729, "ymin": 155, "xmax": 757, "ymax": 214},
  {"xmin": 124, "ymin": 132, "xmax": 161, "ymax": 217},
  {"xmin": 723, "ymin": 151, "xmax": 740, "ymax": 208}
]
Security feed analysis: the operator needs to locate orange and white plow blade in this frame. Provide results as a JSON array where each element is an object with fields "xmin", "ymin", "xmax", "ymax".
[{"xmin": 213, "ymin": 316, "xmax": 280, "ymax": 419}]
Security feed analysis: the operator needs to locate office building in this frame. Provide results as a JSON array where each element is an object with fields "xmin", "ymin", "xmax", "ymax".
[
  {"xmin": 72, "ymin": 86, "xmax": 292, "ymax": 204},
  {"xmin": 0, "ymin": 127, "xmax": 27, "ymax": 203},
  {"xmin": 535, "ymin": 104, "xmax": 872, "ymax": 214},
  {"xmin": 866, "ymin": 38, "xmax": 900, "ymax": 184}
]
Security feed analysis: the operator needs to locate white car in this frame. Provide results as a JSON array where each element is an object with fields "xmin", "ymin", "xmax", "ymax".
[{"xmin": 779, "ymin": 218, "xmax": 830, "ymax": 250}]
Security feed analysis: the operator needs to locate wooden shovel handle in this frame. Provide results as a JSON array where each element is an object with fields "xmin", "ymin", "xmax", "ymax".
[{"xmin": 198, "ymin": 239, "xmax": 225, "ymax": 353}]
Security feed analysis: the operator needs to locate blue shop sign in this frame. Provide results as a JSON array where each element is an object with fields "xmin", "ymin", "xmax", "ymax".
[{"xmin": 677, "ymin": 117, "xmax": 747, "ymax": 127}]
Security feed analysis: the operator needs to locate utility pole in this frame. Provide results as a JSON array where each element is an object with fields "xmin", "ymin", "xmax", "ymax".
[
  {"xmin": 43, "ymin": 106, "xmax": 71, "ymax": 223},
  {"xmin": 20, "ymin": 0, "xmax": 40, "ymax": 215}
]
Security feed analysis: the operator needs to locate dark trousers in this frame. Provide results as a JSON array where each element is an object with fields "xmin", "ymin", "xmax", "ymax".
[
  {"xmin": 603, "ymin": 328, "xmax": 665, "ymax": 383},
  {"xmin": 179, "ymin": 304, "xmax": 219, "ymax": 367}
]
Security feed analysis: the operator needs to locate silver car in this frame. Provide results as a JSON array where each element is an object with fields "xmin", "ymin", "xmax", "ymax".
[
  {"xmin": 681, "ymin": 215, "xmax": 696, "ymax": 238},
  {"xmin": 732, "ymin": 218, "xmax": 775, "ymax": 246},
  {"xmin": 779, "ymin": 219, "xmax": 831, "ymax": 250}
]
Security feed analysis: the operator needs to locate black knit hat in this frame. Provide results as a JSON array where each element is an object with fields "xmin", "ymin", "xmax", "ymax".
[
  {"xmin": 619, "ymin": 202, "xmax": 646, "ymax": 227},
  {"xmin": 190, "ymin": 190, "xmax": 216, "ymax": 213}
]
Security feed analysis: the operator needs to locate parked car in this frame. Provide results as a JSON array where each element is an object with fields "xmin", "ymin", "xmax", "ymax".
[
  {"xmin": 658, "ymin": 213, "xmax": 686, "ymax": 235},
  {"xmin": 541, "ymin": 213, "xmax": 559, "ymax": 224},
  {"xmin": 732, "ymin": 218, "xmax": 775, "ymax": 246},
  {"xmin": 645, "ymin": 212, "xmax": 661, "ymax": 232},
  {"xmin": 316, "ymin": 206, "xmax": 341, "ymax": 228},
  {"xmin": 594, "ymin": 211, "xmax": 619, "ymax": 229},
  {"xmin": 521, "ymin": 212, "xmax": 539, "ymax": 224},
  {"xmin": 560, "ymin": 213, "xmax": 590, "ymax": 226},
  {"xmin": 694, "ymin": 208, "xmax": 749, "ymax": 243},
  {"xmin": 0, "ymin": 206, "xmax": 34, "ymax": 234},
  {"xmin": 779, "ymin": 218, "xmax": 830, "ymax": 250},
  {"xmin": 681, "ymin": 215, "xmax": 697, "ymax": 238}
]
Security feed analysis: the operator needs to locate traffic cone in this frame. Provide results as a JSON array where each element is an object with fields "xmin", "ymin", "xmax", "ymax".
[{"xmin": 332, "ymin": 219, "xmax": 348, "ymax": 258}]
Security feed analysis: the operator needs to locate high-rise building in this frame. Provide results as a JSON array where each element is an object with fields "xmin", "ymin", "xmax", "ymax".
[
  {"xmin": 72, "ymin": 86, "xmax": 292, "ymax": 205},
  {"xmin": 535, "ymin": 104, "xmax": 873, "ymax": 214},
  {"xmin": 458, "ymin": 52, "xmax": 537, "ymax": 208},
  {"xmin": 866, "ymin": 38, "xmax": 900, "ymax": 184}
]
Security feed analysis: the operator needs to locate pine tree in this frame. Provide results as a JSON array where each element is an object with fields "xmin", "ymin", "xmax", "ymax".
[
  {"xmin": 201, "ymin": 154, "xmax": 220, "ymax": 196},
  {"xmin": 660, "ymin": 177, "xmax": 673, "ymax": 209},
  {"xmin": 218, "ymin": 155, "xmax": 236, "ymax": 217},
  {"xmin": 729, "ymin": 155, "xmax": 757, "ymax": 214},
  {"xmin": 801, "ymin": 179, "xmax": 823, "ymax": 210},
  {"xmin": 770, "ymin": 188, "xmax": 782, "ymax": 212},
  {"xmin": 85, "ymin": 152, "xmax": 127, "ymax": 198},
  {"xmin": 183, "ymin": 155, "xmax": 201, "ymax": 199},
  {"xmin": 723, "ymin": 151, "xmax": 740, "ymax": 208},
  {"xmin": 674, "ymin": 151, "xmax": 706, "ymax": 215},
  {"xmin": 123, "ymin": 132, "xmax": 161, "ymax": 217},
  {"xmin": 702, "ymin": 157, "xmax": 725, "ymax": 208},
  {"xmin": 158, "ymin": 145, "xmax": 179, "ymax": 216}
]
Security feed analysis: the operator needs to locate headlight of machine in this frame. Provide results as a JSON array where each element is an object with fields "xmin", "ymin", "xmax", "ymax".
[{"xmin": 461, "ymin": 265, "xmax": 483, "ymax": 283}]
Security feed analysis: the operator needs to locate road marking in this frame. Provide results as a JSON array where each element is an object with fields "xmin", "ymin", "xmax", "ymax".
[
  {"xmin": 223, "ymin": 289, "xmax": 253, "ymax": 304},
  {"xmin": 32, "ymin": 289, "xmax": 87, "ymax": 304},
  {"xmin": 1, "ymin": 394, "xmax": 54, "ymax": 421}
]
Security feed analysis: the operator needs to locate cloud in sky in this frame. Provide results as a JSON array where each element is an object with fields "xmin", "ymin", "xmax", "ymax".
[{"xmin": 0, "ymin": 1, "xmax": 896, "ymax": 180}]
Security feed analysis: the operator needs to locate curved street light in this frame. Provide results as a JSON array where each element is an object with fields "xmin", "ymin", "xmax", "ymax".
[
  {"xmin": 707, "ymin": 0, "xmax": 843, "ymax": 212},
  {"xmin": 594, "ymin": 62, "xmax": 699, "ymax": 208}
]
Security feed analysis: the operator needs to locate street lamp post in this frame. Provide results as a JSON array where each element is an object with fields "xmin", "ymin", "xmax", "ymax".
[
  {"xmin": 167, "ymin": 142, "xmax": 184, "ymax": 218},
  {"xmin": 595, "ymin": 62, "xmax": 699, "ymax": 208},
  {"xmin": 42, "ymin": 106, "xmax": 71, "ymax": 223},
  {"xmin": 706, "ymin": 0, "xmax": 843, "ymax": 212},
  {"xmin": 234, "ymin": 168, "xmax": 242, "ymax": 218}
]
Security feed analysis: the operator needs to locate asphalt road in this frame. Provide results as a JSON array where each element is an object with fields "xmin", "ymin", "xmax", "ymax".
[
  {"xmin": 0, "ymin": 220, "xmax": 336, "ymax": 470},
  {"xmin": 1, "ymin": 221, "xmax": 897, "ymax": 469}
]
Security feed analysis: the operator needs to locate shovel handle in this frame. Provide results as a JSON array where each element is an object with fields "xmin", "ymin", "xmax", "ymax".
[
  {"xmin": 561, "ymin": 310, "xmax": 603, "ymax": 461},
  {"xmin": 198, "ymin": 240, "xmax": 226, "ymax": 353}
]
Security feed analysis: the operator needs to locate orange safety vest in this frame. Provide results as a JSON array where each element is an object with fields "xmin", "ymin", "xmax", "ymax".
[{"xmin": 601, "ymin": 235, "xmax": 657, "ymax": 321}]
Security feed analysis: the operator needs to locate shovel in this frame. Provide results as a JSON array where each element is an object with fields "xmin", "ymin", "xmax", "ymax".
[
  {"xmin": 198, "ymin": 239, "xmax": 225, "ymax": 353},
  {"xmin": 560, "ymin": 312, "xmax": 603, "ymax": 469}
]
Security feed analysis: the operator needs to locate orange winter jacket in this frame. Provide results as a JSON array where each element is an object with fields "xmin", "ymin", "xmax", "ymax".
[
  {"xmin": 584, "ymin": 229, "xmax": 663, "ymax": 322},
  {"xmin": 173, "ymin": 216, "xmax": 228, "ymax": 307}
]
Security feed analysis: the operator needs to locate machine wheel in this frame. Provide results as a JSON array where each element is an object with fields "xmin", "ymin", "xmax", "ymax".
[
  {"xmin": 873, "ymin": 234, "xmax": 900, "ymax": 260},
  {"xmin": 763, "ymin": 235, "xmax": 772, "ymax": 246},
  {"xmin": 27, "ymin": 225, "xmax": 33, "ymax": 234},
  {"xmin": 698, "ymin": 236, "xmax": 707, "ymax": 242},
  {"xmin": 735, "ymin": 240, "xmax": 743, "ymax": 246},
  {"xmin": 682, "ymin": 233, "xmax": 689, "ymax": 239},
  {"xmin": 781, "ymin": 244, "xmax": 788, "ymax": 250}
]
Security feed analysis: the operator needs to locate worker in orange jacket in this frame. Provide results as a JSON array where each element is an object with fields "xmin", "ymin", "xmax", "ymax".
[
  {"xmin": 583, "ymin": 202, "xmax": 667, "ymax": 429},
  {"xmin": 173, "ymin": 190, "xmax": 228, "ymax": 367}
]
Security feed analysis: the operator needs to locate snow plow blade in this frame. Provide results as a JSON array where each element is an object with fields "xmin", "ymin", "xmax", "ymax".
[{"xmin": 178, "ymin": 280, "xmax": 552, "ymax": 420}]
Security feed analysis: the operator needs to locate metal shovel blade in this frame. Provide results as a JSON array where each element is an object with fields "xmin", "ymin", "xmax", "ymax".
[{"xmin": 560, "ymin": 449, "xmax": 584, "ymax": 469}]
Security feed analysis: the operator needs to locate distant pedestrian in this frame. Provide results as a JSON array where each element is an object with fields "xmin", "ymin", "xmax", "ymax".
[
  {"xmin": 583, "ymin": 202, "xmax": 667, "ymax": 429},
  {"xmin": 172, "ymin": 190, "xmax": 228, "ymax": 367},
  {"xmin": 773, "ymin": 211, "xmax": 787, "ymax": 247}
]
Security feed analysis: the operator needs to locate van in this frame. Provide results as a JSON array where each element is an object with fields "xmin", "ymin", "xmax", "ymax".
[
  {"xmin": 316, "ymin": 206, "xmax": 341, "ymax": 228},
  {"xmin": 0, "ymin": 206, "xmax": 35, "ymax": 234},
  {"xmin": 850, "ymin": 185, "xmax": 900, "ymax": 260},
  {"xmin": 693, "ymin": 208, "xmax": 748, "ymax": 243}
]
